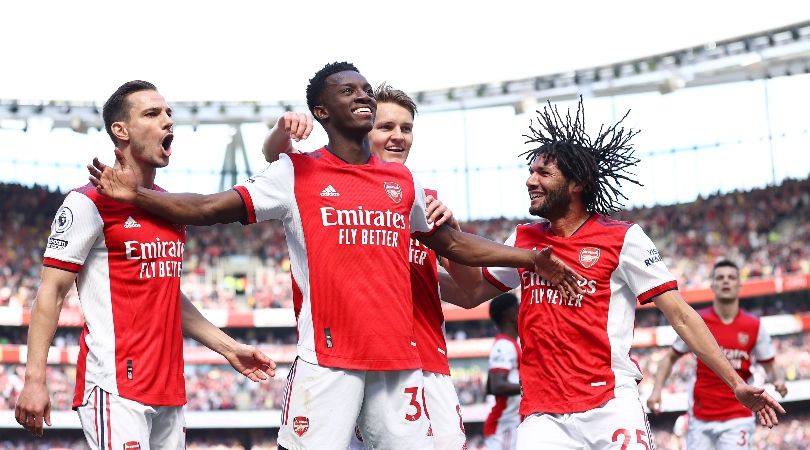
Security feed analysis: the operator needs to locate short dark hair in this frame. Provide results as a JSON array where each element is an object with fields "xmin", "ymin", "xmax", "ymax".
[
  {"xmin": 489, "ymin": 292, "xmax": 518, "ymax": 326},
  {"xmin": 102, "ymin": 80, "xmax": 157, "ymax": 145},
  {"xmin": 711, "ymin": 259, "xmax": 739, "ymax": 277},
  {"xmin": 374, "ymin": 83, "xmax": 417, "ymax": 118},
  {"xmin": 305, "ymin": 62, "xmax": 360, "ymax": 123}
]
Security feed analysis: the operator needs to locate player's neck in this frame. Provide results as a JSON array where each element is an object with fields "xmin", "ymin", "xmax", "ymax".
[
  {"xmin": 500, "ymin": 324, "xmax": 518, "ymax": 340},
  {"xmin": 547, "ymin": 210, "xmax": 591, "ymax": 237},
  {"xmin": 713, "ymin": 300, "xmax": 739, "ymax": 323},
  {"xmin": 114, "ymin": 152, "xmax": 156, "ymax": 189},
  {"xmin": 325, "ymin": 130, "xmax": 372, "ymax": 165}
]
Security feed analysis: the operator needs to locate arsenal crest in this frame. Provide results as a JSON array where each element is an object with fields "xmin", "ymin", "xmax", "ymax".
[
  {"xmin": 738, "ymin": 332, "xmax": 749, "ymax": 345},
  {"xmin": 579, "ymin": 247, "xmax": 600, "ymax": 268},
  {"xmin": 293, "ymin": 416, "xmax": 310, "ymax": 437},
  {"xmin": 123, "ymin": 441, "xmax": 141, "ymax": 450},
  {"xmin": 384, "ymin": 181, "xmax": 403, "ymax": 204}
]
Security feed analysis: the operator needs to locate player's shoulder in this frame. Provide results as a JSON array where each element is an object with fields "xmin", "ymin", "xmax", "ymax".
[
  {"xmin": 64, "ymin": 183, "xmax": 102, "ymax": 206},
  {"xmin": 695, "ymin": 306, "xmax": 714, "ymax": 319},
  {"xmin": 593, "ymin": 214, "xmax": 635, "ymax": 230},
  {"xmin": 516, "ymin": 219, "xmax": 549, "ymax": 233},
  {"xmin": 590, "ymin": 215, "xmax": 638, "ymax": 243},
  {"xmin": 736, "ymin": 309, "xmax": 762, "ymax": 326},
  {"xmin": 493, "ymin": 334, "xmax": 518, "ymax": 348}
]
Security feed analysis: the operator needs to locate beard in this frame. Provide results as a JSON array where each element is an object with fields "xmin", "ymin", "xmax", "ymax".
[
  {"xmin": 529, "ymin": 183, "xmax": 571, "ymax": 218},
  {"xmin": 130, "ymin": 140, "xmax": 169, "ymax": 168}
]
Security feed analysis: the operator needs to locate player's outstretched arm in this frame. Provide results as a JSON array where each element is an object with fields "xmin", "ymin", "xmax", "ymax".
[
  {"xmin": 646, "ymin": 348, "xmax": 683, "ymax": 414},
  {"xmin": 15, "ymin": 267, "xmax": 76, "ymax": 437},
  {"xmin": 262, "ymin": 112, "xmax": 313, "ymax": 163},
  {"xmin": 654, "ymin": 290, "xmax": 786, "ymax": 427},
  {"xmin": 419, "ymin": 227, "xmax": 584, "ymax": 300},
  {"xmin": 438, "ymin": 270, "xmax": 503, "ymax": 309},
  {"xmin": 180, "ymin": 294, "xmax": 276, "ymax": 381},
  {"xmin": 88, "ymin": 149, "xmax": 245, "ymax": 226}
]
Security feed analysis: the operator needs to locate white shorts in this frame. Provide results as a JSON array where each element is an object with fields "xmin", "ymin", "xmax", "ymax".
[
  {"xmin": 423, "ymin": 370, "xmax": 467, "ymax": 450},
  {"xmin": 485, "ymin": 420, "xmax": 518, "ymax": 450},
  {"xmin": 347, "ymin": 371, "xmax": 465, "ymax": 450},
  {"xmin": 278, "ymin": 358, "xmax": 432, "ymax": 450},
  {"xmin": 686, "ymin": 415, "xmax": 755, "ymax": 450},
  {"xmin": 76, "ymin": 386, "xmax": 185, "ymax": 450},
  {"xmin": 516, "ymin": 389, "xmax": 654, "ymax": 450}
]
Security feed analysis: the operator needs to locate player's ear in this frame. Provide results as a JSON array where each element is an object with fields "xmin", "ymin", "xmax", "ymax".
[
  {"xmin": 569, "ymin": 180, "xmax": 584, "ymax": 193},
  {"xmin": 111, "ymin": 121, "xmax": 129, "ymax": 143},
  {"xmin": 313, "ymin": 105, "xmax": 328, "ymax": 122}
]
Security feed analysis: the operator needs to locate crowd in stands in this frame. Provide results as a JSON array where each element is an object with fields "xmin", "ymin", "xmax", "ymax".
[
  {"xmin": 5, "ymin": 410, "xmax": 810, "ymax": 450},
  {"xmin": 2, "ymin": 177, "xmax": 810, "ymax": 311},
  {"xmin": 2, "ymin": 331, "xmax": 809, "ymax": 413},
  {"xmin": 649, "ymin": 410, "xmax": 810, "ymax": 450},
  {"xmin": 2, "ymin": 178, "xmax": 810, "ymax": 445},
  {"xmin": 0, "ymin": 429, "xmax": 280, "ymax": 450}
]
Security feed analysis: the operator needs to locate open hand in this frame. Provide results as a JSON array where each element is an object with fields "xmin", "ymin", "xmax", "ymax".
[
  {"xmin": 225, "ymin": 343, "xmax": 277, "ymax": 382},
  {"xmin": 734, "ymin": 383, "xmax": 785, "ymax": 428},
  {"xmin": 87, "ymin": 148, "xmax": 138, "ymax": 202},
  {"xmin": 533, "ymin": 246, "xmax": 585, "ymax": 300}
]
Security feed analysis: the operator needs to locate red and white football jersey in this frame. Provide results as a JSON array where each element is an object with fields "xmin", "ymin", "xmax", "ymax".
[
  {"xmin": 672, "ymin": 307, "xmax": 775, "ymax": 421},
  {"xmin": 43, "ymin": 184, "xmax": 186, "ymax": 408},
  {"xmin": 411, "ymin": 188, "xmax": 450, "ymax": 375},
  {"xmin": 483, "ymin": 215, "xmax": 677, "ymax": 415},
  {"xmin": 484, "ymin": 333, "xmax": 521, "ymax": 436},
  {"xmin": 233, "ymin": 148, "xmax": 433, "ymax": 371}
]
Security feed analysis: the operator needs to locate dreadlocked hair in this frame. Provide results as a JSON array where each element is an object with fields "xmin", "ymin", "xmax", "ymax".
[
  {"xmin": 520, "ymin": 96, "xmax": 642, "ymax": 215},
  {"xmin": 306, "ymin": 61, "xmax": 360, "ymax": 122}
]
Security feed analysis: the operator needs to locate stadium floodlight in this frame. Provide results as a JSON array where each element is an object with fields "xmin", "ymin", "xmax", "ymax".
[
  {"xmin": 70, "ymin": 117, "xmax": 89, "ymax": 134},
  {"xmin": 513, "ymin": 96, "xmax": 538, "ymax": 115},
  {"xmin": 0, "ymin": 118, "xmax": 27, "ymax": 132}
]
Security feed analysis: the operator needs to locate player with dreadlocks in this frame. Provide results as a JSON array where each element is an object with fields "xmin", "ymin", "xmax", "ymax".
[
  {"xmin": 440, "ymin": 97, "xmax": 785, "ymax": 449},
  {"xmin": 87, "ymin": 62, "xmax": 585, "ymax": 450}
]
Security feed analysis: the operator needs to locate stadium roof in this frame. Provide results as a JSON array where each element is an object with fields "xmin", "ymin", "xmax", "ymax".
[{"xmin": 1, "ymin": 0, "xmax": 808, "ymax": 104}]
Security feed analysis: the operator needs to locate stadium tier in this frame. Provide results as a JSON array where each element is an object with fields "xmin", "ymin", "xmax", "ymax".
[{"xmin": 2, "ymin": 177, "xmax": 810, "ymax": 447}]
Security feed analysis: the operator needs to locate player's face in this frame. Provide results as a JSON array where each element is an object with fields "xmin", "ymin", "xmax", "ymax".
[
  {"xmin": 369, "ymin": 102, "xmax": 414, "ymax": 164},
  {"xmin": 316, "ymin": 71, "xmax": 376, "ymax": 134},
  {"xmin": 121, "ymin": 90, "xmax": 174, "ymax": 168},
  {"xmin": 526, "ymin": 155, "xmax": 572, "ymax": 218},
  {"xmin": 711, "ymin": 266, "xmax": 741, "ymax": 302}
]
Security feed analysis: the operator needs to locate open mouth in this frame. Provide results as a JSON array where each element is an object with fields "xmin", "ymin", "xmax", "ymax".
[
  {"xmin": 161, "ymin": 134, "xmax": 174, "ymax": 154},
  {"xmin": 529, "ymin": 192, "xmax": 544, "ymax": 200},
  {"xmin": 385, "ymin": 146, "xmax": 404, "ymax": 153},
  {"xmin": 352, "ymin": 106, "xmax": 373, "ymax": 116}
]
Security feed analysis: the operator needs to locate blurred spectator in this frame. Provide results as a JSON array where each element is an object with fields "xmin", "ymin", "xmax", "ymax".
[{"xmin": 2, "ymin": 177, "xmax": 810, "ymax": 311}]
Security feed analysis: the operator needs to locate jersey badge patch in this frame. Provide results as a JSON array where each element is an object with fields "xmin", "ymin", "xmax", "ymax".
[
  {"xmin": 293, "ymin": 416, "xmax": 309, "ymax": 437},
  {"xmin": 124, "ymin": 216, "xmax": 141, "ymax": 229},
  {"xmin": 123, "ymin": 441, "xmax": 141, "ymax": 450},
  {"xmin": 384, "ymin": 181, "xmax": 402, "ymax": 204},
  {"xmin": 579, "ymin": 247, "xmax": 600, "ymax": 268},
  {"xmin": 738, "ymin": 332, "xmax": 749, "ymax": 345},
  {"xmin": 53, "ymin": 206, "xmax": 73, "ymax": 233}
]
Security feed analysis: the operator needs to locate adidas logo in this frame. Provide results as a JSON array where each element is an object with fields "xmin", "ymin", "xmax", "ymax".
[
  {"xmin": 320, "ymin": 185, "xmax": 340, "ymax": 197},
  {"xmin": 123, "ymin": 216, "xmax": 141, "ymax": 229}
]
